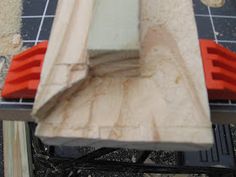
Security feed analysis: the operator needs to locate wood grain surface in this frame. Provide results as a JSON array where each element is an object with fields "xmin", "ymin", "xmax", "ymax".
[{"xmin": 34, "ymin": 0, "xmax": 213, "ymax": 150}]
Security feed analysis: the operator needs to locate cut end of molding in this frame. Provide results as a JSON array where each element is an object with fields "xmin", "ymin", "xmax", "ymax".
[
  {"xmin": 89, "ymin": 50, "xmax": 141, "ymax": 77},
  {"xmin": 201, "ymin": 0, "xmax": 225, "ymax": 8}
]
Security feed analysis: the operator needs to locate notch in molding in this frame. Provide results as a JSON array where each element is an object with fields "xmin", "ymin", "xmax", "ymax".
[{"xmin": 88, "ymin": 0, "xmax": 140, "ymax": 77}]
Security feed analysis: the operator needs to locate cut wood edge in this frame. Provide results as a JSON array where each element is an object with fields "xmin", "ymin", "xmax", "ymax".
[
  {"xmin": 36, "ymin": 123, "xmax": 213, "ymax": 151},
  {"xmin": 89, "ymin": 50, "xmax": 141, "ymax": 77},
  {"xmin": 32, "ymin": 75, "xmax": 89, "ymax": 120}
]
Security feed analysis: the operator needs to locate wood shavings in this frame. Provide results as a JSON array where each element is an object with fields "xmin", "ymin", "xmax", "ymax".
[
  {"xmin": 0, "ymin": 56, "xmax": 10, "ymax": 89},
  {"xmin": 12, "ymin": 34, "xmax": 22, "ymax": 48},
  {"xmin": 201, "ymin": 0, "xmax": 225, "ymax": 8},
  {"xmin": 0, "ymin": 57, "xmax": 5, "ymax": 74},
  {"xmin": 0, "ymin": 0, "xmax": 22, "ymax": 56},
  {"xmin": 0, "ymin": 0, "xmax": 22, "ymax": 93},
  {"xmin": 0, "ymin": 57, "xmax": 6, "ymax": 89}
]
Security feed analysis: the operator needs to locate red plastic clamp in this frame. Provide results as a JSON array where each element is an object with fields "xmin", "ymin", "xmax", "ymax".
[
  {"xmin": 2, "ymin": 39, "xmax": 236, "ymax": 100},
  {"xmin": 200, "ymin": 39, "xmax": 236, "ymax": 100},
  {"xmin": 1, "ymin": 41, "xmax": 48, "ymax": 99}
]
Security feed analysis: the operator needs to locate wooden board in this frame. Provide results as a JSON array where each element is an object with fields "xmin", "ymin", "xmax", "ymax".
[
  {"xmin": 34, "ymin": 0, "xmax": 213, "ymax": 150},
  {"xmin": 32, "ymin": 0, "xmax": 95, "ymax": 120},
  {"xmin": 3, "ymin": 121, "xmax": 32, "ymax": 177}
]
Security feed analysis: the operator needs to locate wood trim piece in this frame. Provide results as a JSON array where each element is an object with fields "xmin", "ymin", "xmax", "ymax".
[
  {"xmin": 32, "ymin": 0, "xmax": 95, "ymax": 120},
  {"xmin": 33, "ymin": 0, "xmax": 141, "ymax": 120},
  {"xmin": 34, "ymin": 0, "xmax": 213, "ymax": 150}
]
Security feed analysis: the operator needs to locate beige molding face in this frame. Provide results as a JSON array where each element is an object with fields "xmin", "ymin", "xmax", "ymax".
[{"xmin": 33, "ymin": 0, "xmax": 213, "ymax": 150}]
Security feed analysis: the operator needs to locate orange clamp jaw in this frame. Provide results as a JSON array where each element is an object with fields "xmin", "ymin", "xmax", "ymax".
[
  {"xmin": 1, "ymin": 41, "xmax": 48, "ymax": 99},
  {"xmin": 200, "ymin": 39, "xmax": 236, "ymax": 100},
  {"xmin": 2, "ymin": 39, "xmax": 236, "ymax": 100}
]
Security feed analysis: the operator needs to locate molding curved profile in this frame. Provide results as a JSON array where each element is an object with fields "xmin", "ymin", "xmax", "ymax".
[
  {"xmin": 32, "ymin": 0, "xmax": 95, "ymax": 119},
  {"xmin": 32, "ymin": 0, "xmax": 140, "ymax": 120},
  {"xmin": 33, "ymin": 0, "xmax": 213, "ymax": 150}
]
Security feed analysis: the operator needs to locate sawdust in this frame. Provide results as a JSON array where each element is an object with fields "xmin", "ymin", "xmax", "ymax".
[
  {"xmin": 201, "ymin": 0, "xmax": 225, "ymax": 7},
  {"xmin": 0, "ymin": 0, "xmax": 23, "ymax": 56}
]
